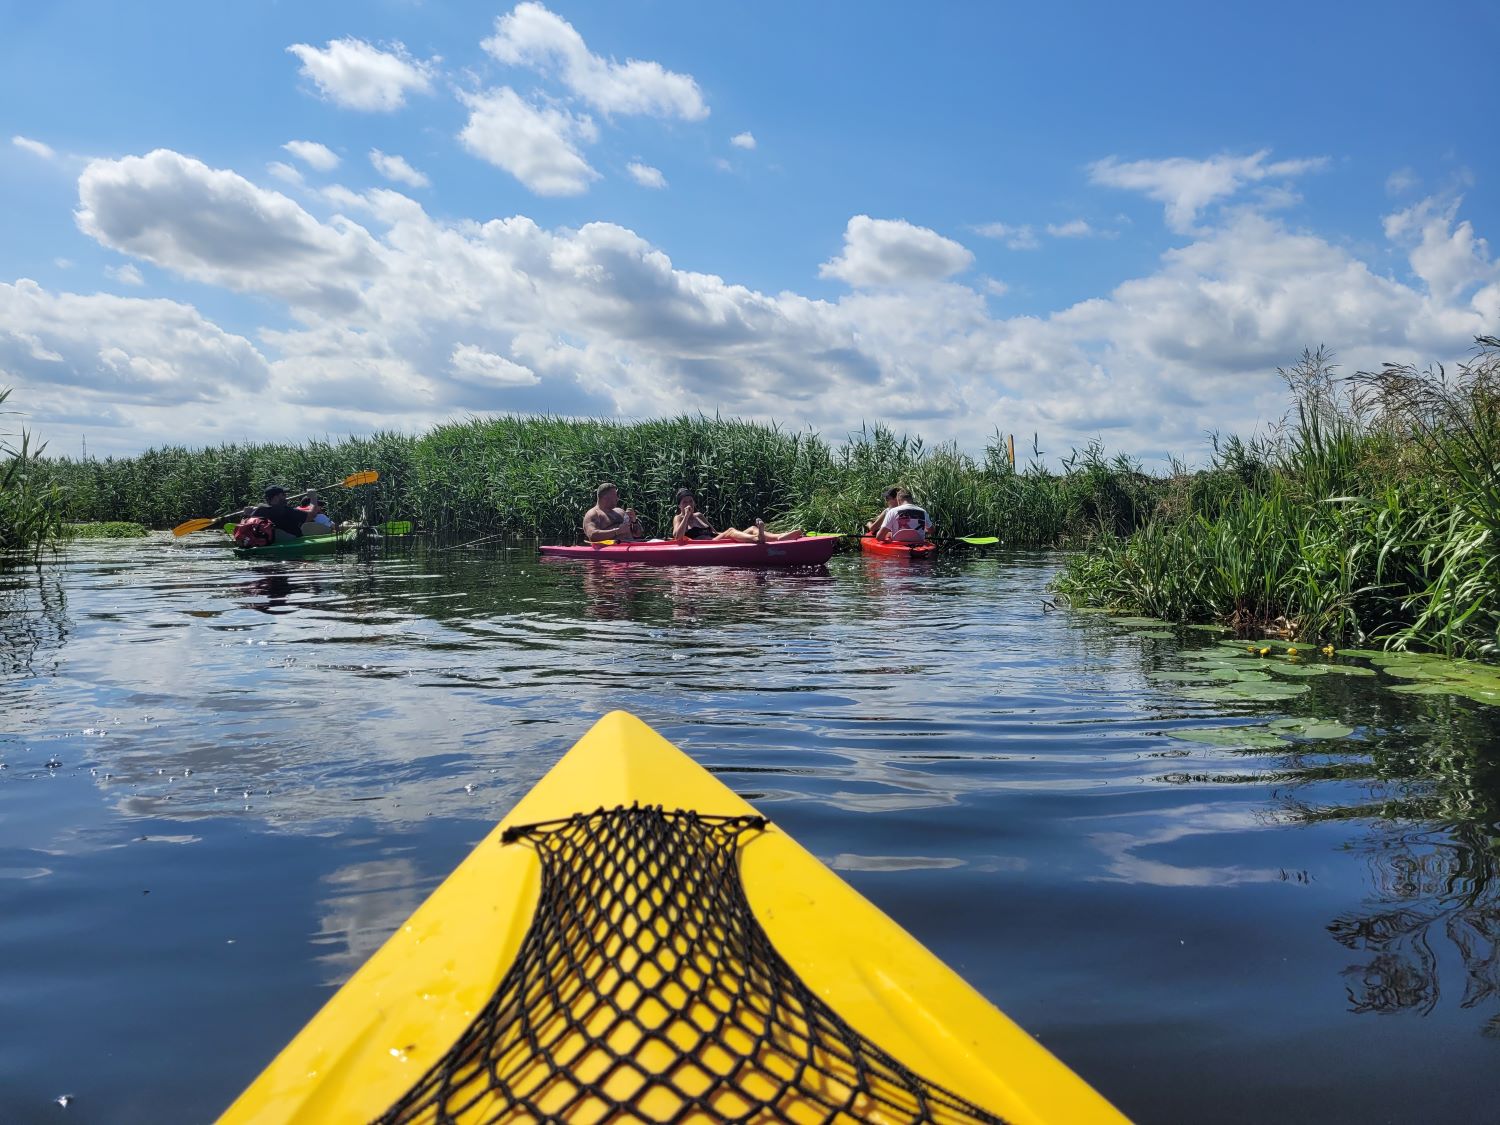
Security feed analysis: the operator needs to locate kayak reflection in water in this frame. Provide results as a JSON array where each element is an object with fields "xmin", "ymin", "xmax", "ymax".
[
  {"xmin": 872, "ymin": 488, "xmax": 934, "ymax": 545},
  {"xmin": 583, "ymin": 482, "xmax": 646, "ymax": 543},
  {"xmin": 671, "ymin": 488, "xmax": 805, "ymax": 545}
]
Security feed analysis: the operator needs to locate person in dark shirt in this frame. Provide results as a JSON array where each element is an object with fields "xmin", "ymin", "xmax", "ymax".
[{"xmin": 245, "ymin": 485, "xmax": 309, "ymax": 543}]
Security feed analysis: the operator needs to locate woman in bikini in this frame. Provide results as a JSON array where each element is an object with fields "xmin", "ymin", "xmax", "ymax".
[{"xmin": 671, "ymin": 488, "xmax": 805, "ymax": 544}]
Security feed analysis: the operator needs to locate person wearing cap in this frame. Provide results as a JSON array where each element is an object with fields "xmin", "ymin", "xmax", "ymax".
[
  {"xmin": 243, "ymin": 485, "xmax": 311, "ymax": 544},
  {"xmin": 297, "ymin": 494, "xmax": 336, "ymax": 536}
]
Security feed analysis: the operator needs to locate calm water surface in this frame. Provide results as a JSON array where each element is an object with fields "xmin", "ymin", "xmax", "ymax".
[{"xmin": 2, "ymin": 538, "xmax": 1497, "ymax": 1123}]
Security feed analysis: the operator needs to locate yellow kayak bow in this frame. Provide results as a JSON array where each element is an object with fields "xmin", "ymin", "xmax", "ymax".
[{"xmin": 220, "ymin": 711, "xmax": 1128, "ymax": 1124}]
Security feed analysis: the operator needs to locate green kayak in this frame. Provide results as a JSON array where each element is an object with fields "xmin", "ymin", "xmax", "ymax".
[{"xmin": 230, "ymin": 527, "xmax": 363, "ymax": 560}]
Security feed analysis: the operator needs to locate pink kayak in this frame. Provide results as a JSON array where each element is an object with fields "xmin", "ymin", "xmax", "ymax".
[{"xmin": 539, "ymin": 535, "xmax": 838, "ymax": 567}]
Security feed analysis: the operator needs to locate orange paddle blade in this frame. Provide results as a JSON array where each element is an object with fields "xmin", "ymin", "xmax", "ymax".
[{"xmin": 171, "ymin": 517, "xmax": 216, "ymax": 537}]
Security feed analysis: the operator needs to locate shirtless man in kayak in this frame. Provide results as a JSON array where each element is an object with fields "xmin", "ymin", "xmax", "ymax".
[
  {"xmin": 671, "ymin": 488, "xmax": 804, "ymax": 544},
  {"xmin": 583, "ymin": 483, "xmax": 645, "ymax": 543}
]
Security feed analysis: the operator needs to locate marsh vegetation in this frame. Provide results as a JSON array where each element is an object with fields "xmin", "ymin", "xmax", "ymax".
[{"xmin": 1055, "ymin": 337, "xmax": 1500, "ymax": 659}]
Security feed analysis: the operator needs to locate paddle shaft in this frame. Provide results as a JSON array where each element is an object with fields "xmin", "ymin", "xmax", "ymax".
[{"xmin": 172, "ymin": 471, "xmax": 378, "ymax": 536}]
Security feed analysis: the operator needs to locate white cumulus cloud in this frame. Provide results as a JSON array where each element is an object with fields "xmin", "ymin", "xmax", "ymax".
[
  {"xmin": 370, "ymin": 149, "xmax": 430, "ymax": 189},
  {"xmin": 33, "ymin": 144, "xmax": 1500, "ymax": 468},
  {"xmin": 482, "ymin": 2, "xmax": 707, "ymax": 121},
  {"xmin": 0, "ymin": 279, "xmax": 269, "ymax": 408},
  {"xmin": 282, "ymin": 140, "xmax": 340, "ymax": 171},
  {"xmin": 821, "ymin": 216, "xmax": 974, "ymax": 287},
  {"xmin": 76, "ymin": 149, "xmax": 384, "ymax": 311},
  {"xmin": 450, "ymin": 344, "xmax": 540, "ymax": 387},
  {"xmin": 457, "ymin": 87, "xmax": 598, "ymax": 196},
  {"xmin": 626, "ymin": 161, "xmax": 666, "ymax": 189},
  {"xmin": 287, "ymin": 38, "xmax": 436, "ymax": 112},
  {"xmin": 1089, "ymin": 150, "xmax": 1328, "ymax": 233},
  {"xmin": 1383, "ymin": 196, "xmax": 1495, "ymax": 302},
  {"xmin": 107, "ymin": 263, "xmax": 145, "ymax": 286},
  {"xmin": 730, "ymin": 132, "xmax": 756, "ymax": 150}
]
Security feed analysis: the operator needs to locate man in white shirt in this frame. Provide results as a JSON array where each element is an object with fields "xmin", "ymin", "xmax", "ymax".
[{"xmin": 873, "ymin": 489, "xmax": 934, "ymax": 544}]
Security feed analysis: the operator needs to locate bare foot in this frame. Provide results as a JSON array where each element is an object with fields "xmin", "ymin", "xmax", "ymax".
[
  {"xmin": 782, "ymin": 528, "xmax": 805, "ymax": 540},
  {"xmin": 754, "ymin": 517, "xmax": 766, "ymax": 544}
]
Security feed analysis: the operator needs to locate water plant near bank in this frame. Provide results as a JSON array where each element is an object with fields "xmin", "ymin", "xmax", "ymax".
[
  {"xmin": 1055, "ymin": 339, "xmax": 1500, "ymax": 658},
  {"xmin": 0, "ymin": 387, "xmax": 65, "ymax": 563}
]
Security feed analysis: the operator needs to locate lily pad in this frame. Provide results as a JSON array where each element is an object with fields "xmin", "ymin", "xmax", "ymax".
[
  {"xmin": 1148, "ymin": 670, "xmax": 1212, "ymax": 683},
  {"xmin": 1170, "ymin": 725, "xmax": 1291, "ymax": 749},
  {"xmin": 1319, "ymin": 665, "xmax": 1377, "ymax": 677},
  {"xmin": 1113, "ymin": 616, "xmax": 1168, "ymax": 627},
  {"xmin": 1184, "ymin": 623, "xmax": 1230, "ymax": 633},
  {"xmin": 1264, "ymin": 662, "xmax": 1332, "ymax": 677},
  {"xmin": 1132, "ymin": 630, "xmax": 1178, "ymax": 640},
  {"xmin": 1208, "ymin": 667, "xmax": 1272, "ymax": 682},
  {"xmin": 1179, "ymin": 680, "xmax": 1310, "ymax": 703},
  {"xmin": 1189, "ymin": 657, "xmax": 1266, "ymax": 671},
  {"xmin": 1379, "ymin": 662, "xmax": 1447, "ymax": 681},
  {"xmin": 1301, "ymin": 722, "xmax": 1357, "ymax": 739},
  {"xmin": 1336, "ymin": 647, "xmax": 1390, "ymax": 659},
  {"xmin": 1388, "ymin": 681, "xmax": 1460, "ymax": 696},
  {"xmin": 1267, "ymin": 717, "xmax": 1356, "ymax": 739},
  {"xmin": 1218, "ymin": 638, "xmax": 1298, "ymax": 652}
]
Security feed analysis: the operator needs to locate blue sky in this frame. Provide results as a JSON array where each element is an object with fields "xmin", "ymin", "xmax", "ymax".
[{"xmin": 3, "ymin": 0, "xmax": 1497, "ymax": 460}]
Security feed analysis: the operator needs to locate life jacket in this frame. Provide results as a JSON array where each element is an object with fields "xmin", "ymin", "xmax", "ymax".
[
  {"xmin": 888, "ymin": 506, "xmax": 929, "ymax": 544},
  {"xmin": 233, "ymin": 516, "xmax": 275, "ymax": 548}
]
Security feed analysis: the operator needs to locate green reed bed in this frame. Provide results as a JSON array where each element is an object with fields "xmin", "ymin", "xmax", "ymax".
[
  {"xmin": 1, "ymin": 388, "xmax": 65, "ymax": 563},
  {"xmin": 41, "ymin": 416, "xmax": 1163, "ymax": 547},
  {"xmin": 1055, "ymin": 339, "xmax": 1500, "ymax": 659}
]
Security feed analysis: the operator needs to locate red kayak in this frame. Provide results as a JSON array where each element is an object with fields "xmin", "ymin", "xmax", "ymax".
[
  {"xmin": 539, "ymin": 535, "xmax": 838, "ymax": 568},
  {"xmin": 860, "ymin": 536, "xmax": 937, "ymax": 558}
]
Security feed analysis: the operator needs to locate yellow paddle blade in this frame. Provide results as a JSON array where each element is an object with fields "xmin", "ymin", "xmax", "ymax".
[
  {"xmin": 343, "ymin": 470, "xmax": 379, "ymax": 487},
  {"xmin": 171, "ymin": 517, "xmax": 216, "ymax": 537}
]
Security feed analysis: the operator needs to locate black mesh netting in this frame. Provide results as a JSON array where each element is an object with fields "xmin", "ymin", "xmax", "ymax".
[{"xmin": 377, "ymin": 804, "xmax": 1008, "ymax": 1124}]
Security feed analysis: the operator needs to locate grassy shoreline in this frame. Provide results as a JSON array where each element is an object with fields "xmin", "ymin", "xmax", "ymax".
[
  {"xmin": 40, "ymin": 418, "xmax": 1163, "ymax": 547},
  {"xmin": 1053, "ymin": 339, "xmax": 1500, "ymax": 660}
]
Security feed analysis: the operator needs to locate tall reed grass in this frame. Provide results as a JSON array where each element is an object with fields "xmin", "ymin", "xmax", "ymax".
[
  {"xmin": 42, "ymin": 416, "xmax": 1163, "ymax": 546},
  {"xmin": 1055, "ymin": 340, "xmax": 1500, "ymax": 659},
  {"xmin": 1, "ymin": 388, "xmax": 65, "ymax": 563}
]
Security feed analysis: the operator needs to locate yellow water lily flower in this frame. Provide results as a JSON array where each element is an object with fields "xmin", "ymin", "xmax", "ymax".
[
  {"xmin": 1258, "ymin": 647, "xmax": 1270, "ymax": 656},
  {"xmin": 1287, "ymin": 647, "xmax": 1299, "ymax": 656},
  {"xmin": 1321, "ymin": 644, "xmax": 1335, "ymax": 656}
]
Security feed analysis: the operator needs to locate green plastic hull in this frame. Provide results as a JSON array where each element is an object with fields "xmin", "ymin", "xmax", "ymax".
[{"xmin": 231, "ymin": 528, "xmax": 360, "ymax": 560}]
